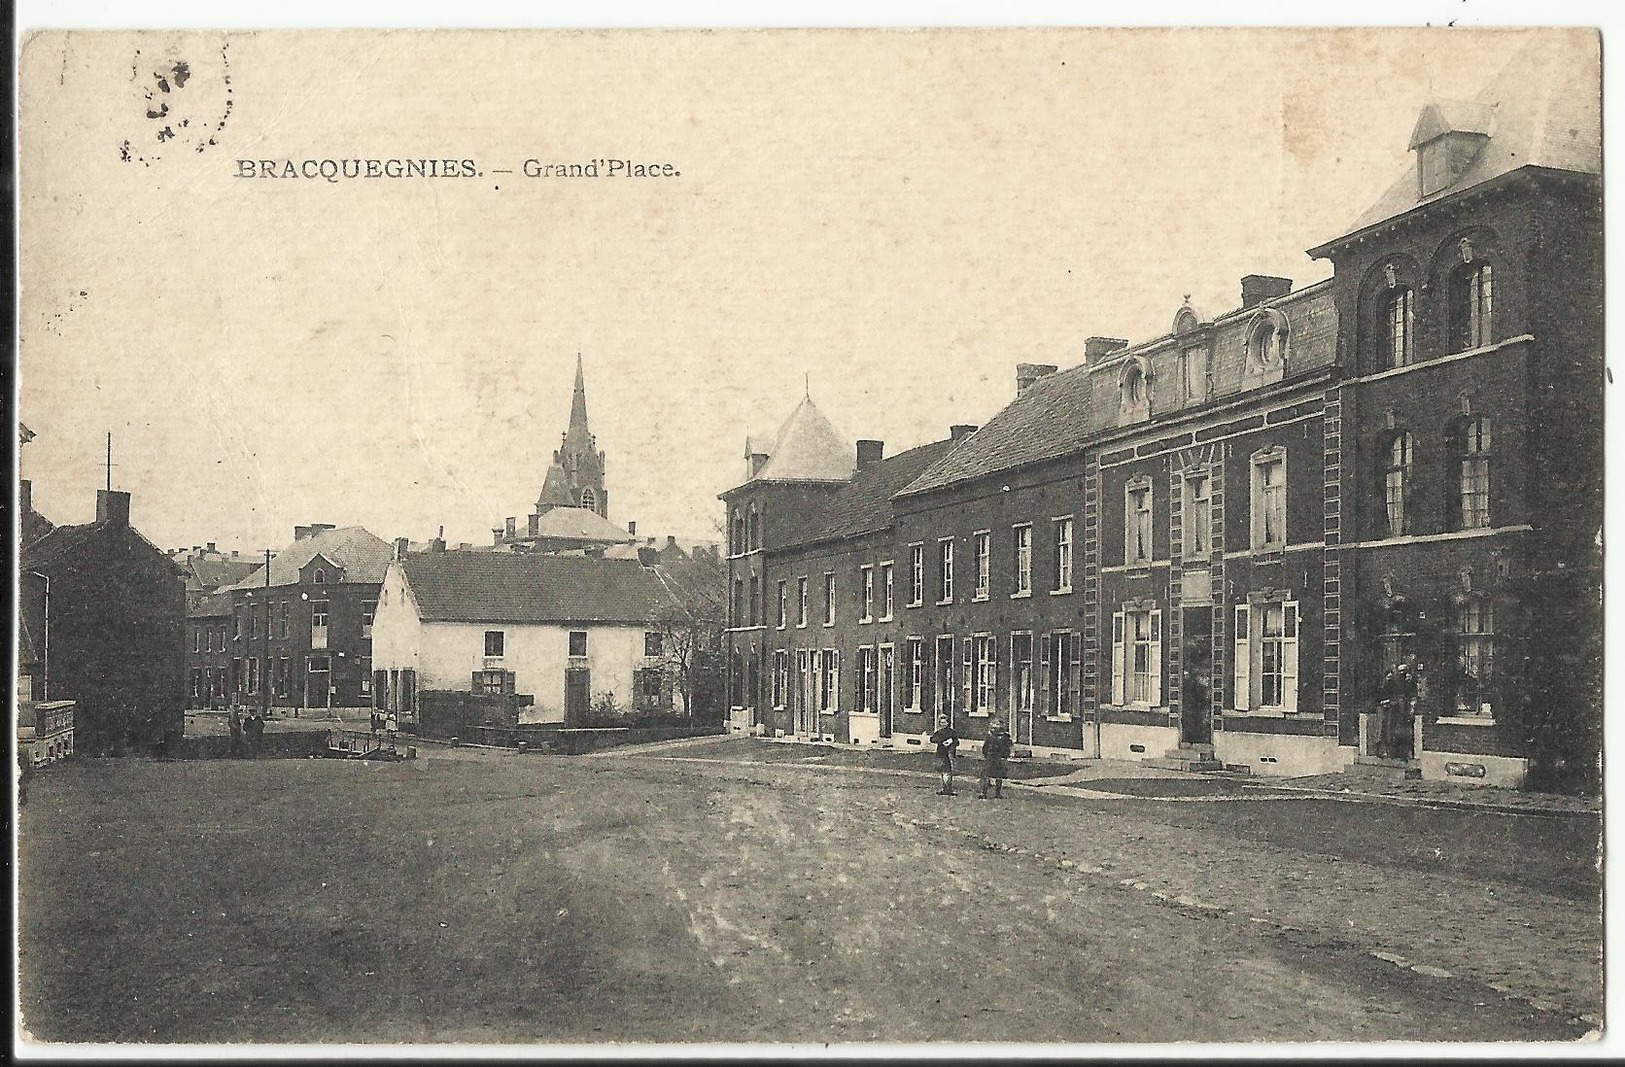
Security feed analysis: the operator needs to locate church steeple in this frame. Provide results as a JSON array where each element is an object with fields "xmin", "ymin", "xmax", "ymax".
[{"xmin": 550, "ymin": 353, "xmax": 609, "ymax": 519}]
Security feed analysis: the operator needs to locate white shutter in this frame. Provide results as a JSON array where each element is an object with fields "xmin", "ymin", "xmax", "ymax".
[
  {"xmin": 1068, "ymin": 634, "xmax": 1083, "ymax": 719},
  {"xmin": 1039, "ymin": 633, "xmax": 1051, "ymax": 717},
  {"xmin": 962, "ymin": 638, "xmax": 973, "ymax": 713},
  {"xmin": 1111, "ymin": 612, "xmax": 1126, "ymax": 706},
  {"xmin": 832, "ymin": 650, "xmax": 840, "ymax": 712},
  {"xmin": 1149, "ymin": 610, "xmax": 1164, "ymax": 707},
  {"xmin": 1234, "ymin": 604, "xmax": 1251, "ymax": 710},
  {"xmin": 1282, "ymin": 601, "xmax": 1300, "ymax": 713}
]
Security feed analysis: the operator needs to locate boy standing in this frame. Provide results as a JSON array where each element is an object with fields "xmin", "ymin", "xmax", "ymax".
[
  {"xmin": 978, "ymin": 719, "xmax": 1015, "ymax": 800},
  {"xmin": 928, "ymin": 714, "xmax": 960, "ymax": 795}
]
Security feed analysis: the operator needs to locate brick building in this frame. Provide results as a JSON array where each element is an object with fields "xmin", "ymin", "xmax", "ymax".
[
  {"xmin": 721, "ymin": 38, "xmax": 1600, "ymax": 789},
  {"xmin": 222, "ymin": 524, "xmax": 393, "ymax": 713}
]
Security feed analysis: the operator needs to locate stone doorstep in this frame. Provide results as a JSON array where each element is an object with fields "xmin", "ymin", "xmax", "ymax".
[{"xmin": 1140, "ymin": 756, "xmax": 1225, "ymax": 773}]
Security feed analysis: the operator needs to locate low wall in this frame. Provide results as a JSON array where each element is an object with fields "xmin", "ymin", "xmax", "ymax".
[{"xmin": 172, "ymin": 730, "xmax": 332, "ymax": 760}]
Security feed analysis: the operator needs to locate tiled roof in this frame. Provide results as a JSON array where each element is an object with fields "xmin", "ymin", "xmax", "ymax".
[
  {"xmin": 400, "ymin": 551, "xmax": 676, "ymax": 625},
  {"xmin": 901, "ymin": 282, "xmax": 1336, "ymax": 497},
  {"xmin": 787, "ymin": 438, "xmax": 959, "ymax": 547},
  {"xmin": 752, "ymin": 396, "xmax": 855, "ymax": 483},
  {"xmin": 21, "ymin": 507, "xmax": 56, "ymax": 549},
  {"xmin": 188, "ymin": 590, "xmax": 234, "ymax": 618},
  {"xmin": 227, "ymin": 526, "xmax": 392, "ymax": 590},
  {"xmin": 1328, "ymin": 32, "xmax": 1600, "ymax": 244},
  {"xmin": 189, "ymin": 557, "xmax": 260, "ymax": 591}
]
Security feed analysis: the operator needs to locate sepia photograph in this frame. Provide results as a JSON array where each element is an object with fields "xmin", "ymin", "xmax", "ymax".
[{"xmin": 9, "ymin": 4, "xmax": 1609, "ymax": 1055}]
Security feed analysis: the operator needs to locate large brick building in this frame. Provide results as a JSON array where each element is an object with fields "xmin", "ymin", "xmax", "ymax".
[{"xmin": 721, "ymin": 37, "xmax": 1601, "ymax": 790}]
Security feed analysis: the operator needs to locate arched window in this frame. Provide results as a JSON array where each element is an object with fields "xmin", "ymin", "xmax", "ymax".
[
  {"xmin": 313, "ymin": 568, "xmax": 326, "ymax": 585},
  {"xmin": 747, "ymin": 507, "xmax": 760, "ymax": 551},
  {"xmin": 1383, "ymin": 432, "xmax": 1413, "ymax": 537},
  {"xmin": 1385, "ymin": 288, "xmax": 1415, "ymax": 368},
  {"xmin": 580, "ymin": 486, "xmax": 597, "ymax": 513},
  {"xmin": 1117, "ymin": 357, "xmax": 1152, "ymax": 423},
  {"xmin": 732, "ymin": 513, "xmax": 745, "ymax": 556},
  {"xmin": 1450, "ymin": 262, "xmax": 1494, "ymax": 352},
  {"xmin": 1453, "ymin": 600, "xmax": 1495, "ymax": 718},
  {"xmin": 1447, "ymin": 416, "xmax": 1492, "ymax": 530}
]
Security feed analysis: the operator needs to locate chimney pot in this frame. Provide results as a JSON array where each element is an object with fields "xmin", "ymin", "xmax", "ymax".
[
  {"xmin": 856, "ymin": 440, "xmax": 885, "ymax": 469},
  {"xmin": 1015, "ymin": 363, "xmax": 1059, "ymax": 396},
  {"xmin": 627, "ymin": 520, "xmax": 637, "ymax": 536},
  {"xmin": 96, "ymin": 489, "xmax": 131, "ymax": 527},
  {"xmin": 950, "ymin": 424, "xmax": 979, "ymax": 443},
  {"xmin": 1083, "ymin": 337, "xmax": 1130, "ymax": 364},
  {"xmin": 1240, "ymin": 274, "xmax": 1293, "ymax": 309}
]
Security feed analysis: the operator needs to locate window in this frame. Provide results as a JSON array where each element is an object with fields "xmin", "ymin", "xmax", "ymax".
[
  {"xmin": 473, "ymin": 669, "xmax": 513, "ymax": 695},
  {"xmin": 1046, "ymin": 630, "xmax": 1081, "ymax": 719},
  {"xmin": 1111, "ymin": 608, "xmax": 1162, "ymax": 707},
  {"xmin": 309, "ymin": 655, "xmax": 331, "ymax": 673},
  {"xmin": 1180, "ymin": 345, "xmax": 1210, "ymax": 404},
  {"xmin": 732, "ymin": 513, "xmax": 745, "ymax": 556},
  {"xmin": 1183, "ymin": 473, "xmax": 1211, "ymax": 558},
  {"xmin": 938, "ymin": 539, "xmax": 955, "ymax": 603},
  {"xmin": 252, "ymin": 604, "xmax": 262, "ymax": 640},
  {"xmin": 824, "ymin": 573, "xmax": 837, "ymax": 626},
  {"xmin": 582, "ymin": 487, "xmax": 598, "ymax": 513},
  {"xmin": 748, "ymin": 575, "xmax": 760, "ymax": 626},
  {"xmin": 1454, "ymin": 601, "xmax": 1495, "ymax": 718},
  {"xmin": 639, "ymin": 668, "xmax": 664, "ymax": 708},
  {"xmin": 1125, "ymin": 480, "xmax": 1153, "ymax": 564},
  {"xmin": 1249, "ymin": 316, "xmax": 1284, "ymax": 368},
  {"xmin": 246, "ymin": 657, "xmax": 259, "ymax": 695},
  {"xmin": 746, "ymin": 507, "xmax": 759, "ymax": 550},
  {"xmin": 313, "ymin": 568, "xmax": 326, "ymax": 585},
  {"xmin": 1232, "ymin": 601, "xmax": 1299, "ymax": 712},
  {"xmin": 858, "ymin": 647, "xmax": 878, "ymax": 712},
  {"xmin": 909, "ymin": 544, "xmax": 925, "ymax": 606},
  {"xmin": 861, "ymin": 566, "xmax": 875, "ymax": 622},
  {"xmin": 879, "ymin": 563, "xmax": 894, "ymax": 620},
  {"xmin": 568, "ymin": 630, "xmax": 588, "ymax": 657},
  {"xmin": 1384, "ymin": 433, "xmax": 1413, "ymax": 537},
  {"xmin": 190, "ymin": 667, "xmax": 203, "ymax": 698},
  {"xmin": 731, "ymin": 578, "xmax": 743, "ymax": 627},
  {"xmin": 1452, "ymin": 262, "xmax": 1494, "ymax": 352},
  {"xmin": 819, "ymin": 649, "xmax": 840, "ymax": 712},
  {"xmin": 484, "ymin": 630, "xmax": 505, "ymax": 658},
  {"xmin": 311, "ymin": 600, "xmax": 329, "ymax": 629},
  {"xmin": 966, "ymin": 635, "xmax": 997, "ymax": 715},
  {"xmin": 359, "ymin": 657, "xmax": 371, "ymax": 695},
  {"xmin": 231, "ymin": 658, "xmax": 242, "ymax": 692},
  {"xmin": 1011, "ymin": 633, "xmax": 1034, "ymax": 717},
  {"xmin": 1251, "ymin": 449, "xmax": 1287, "ymax": 549},
  {"xmin": 233, "ymin": 607, "xmax": 242, "ymax": 640},
  {"xmin": 645, "ymin": 631, "xmax": 664, "ymax": 657},
  {"xmin": 193, "ymin": 627, "xmax": 202, "ymax": 653},
  {"xmin": 773, "ymin": 650, "xmax": 788, "ymax": 708},
  {"xmin": 904, "ymin": 637, "xmax": 924, "ymax": 710},
  {"xmin": 1012, "ymin": 526, "xmax": 1032, "ymax": 596},
  {"xmin": 276, "ymin": 658, "xmax": 291, "ymax": 698},
  {"xmin": 777, "ymin": 580, "xmax": 787, "ymax": 629},
  {"xmin": 363, "ymin": 600, "xmax": 377, "ymax": 637},
  {"xmin": 935, "ymin": 635, "xmax": 955, "ymax": 716},
  {"xmin": 973, "ymin": 532, "xmax": 991, "ymax": 598},
  {"xmin": 1386, "ymin": 287, "xmax": 1415, "ymax": 368},
  {"xmin": 1449, "ymin": 417, "xmax": 1492, "ymax": 530},
  {"xmin": 797, "ymin": 577, "xmax": 809, "ymax": 627},
  {"xmin": 1053, "ymin": 518, "xmax": 1073, "ymax": 591}
]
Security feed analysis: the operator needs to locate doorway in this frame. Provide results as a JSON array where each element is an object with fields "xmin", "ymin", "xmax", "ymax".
[
  {"xmin": 565, "ymin": 667, "xmax": 591, "ymax": 725},
  {"xmin": 878, "ymin": 644, "xmax": 895, "ymax": 738},
  {"xmin": 1179, "ymin": 608, "xmax": 1214, "ymax": 746}
]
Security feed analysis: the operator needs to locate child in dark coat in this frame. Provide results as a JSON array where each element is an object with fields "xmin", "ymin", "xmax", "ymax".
[
  {"xmin": 928, "ymin": 715, "xmax": 960, "ymax": 795},
  {"xmin": 978, "ymin": 719, "xmax": 1015, "ymax": 799}
]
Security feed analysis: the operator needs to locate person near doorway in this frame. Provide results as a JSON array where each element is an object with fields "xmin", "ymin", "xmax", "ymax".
[
  {"xmin": 228, "ymin": 706, "xmax": 243, "ymax": 758},
  {"xmin": 245, "ymin": 711, "xmax": 265, "ymax": 757},
  {"xmin": 978, "ymin": 718, "xmax": 1014, "ymax": 800},
  {"xmin": 929, "ymin": 714, "xmax": 960, "ymax": 795},
  {"xmin": 1378, "ymin": 663, "xmax": 1417, "ymax": 759}
]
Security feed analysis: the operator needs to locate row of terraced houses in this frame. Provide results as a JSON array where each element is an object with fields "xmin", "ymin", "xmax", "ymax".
[{"xmin": 721, "ymin": 39, "xmax": 1602, "ymax": 790}]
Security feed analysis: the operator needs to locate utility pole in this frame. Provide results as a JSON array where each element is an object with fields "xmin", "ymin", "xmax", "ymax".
[{"xmin": 263, "ymin": 547, "xmax": 272, "ymax": 720}]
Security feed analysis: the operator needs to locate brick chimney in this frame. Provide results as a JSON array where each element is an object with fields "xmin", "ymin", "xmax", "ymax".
[
  {"xmin": 1016, "ymin": 363, "xmax": 1058, "ymax": 396},
  {"xmin": 667, "ymin": 535, "xmax": 678, "ymax": 548},
  {"xmin": 294, "ymin": 523, "xmax": 336, "ymax": 542},
  {"xmin": 394, "ymin": 536, "xmax": 410, "ymax": 561},
  {"xmin": 96, "ymin": 489, "xmax": 131, "ymax": 526},
  {"xmin": 428, "ymin": 526, "xmax": 446, "ymax": 553},
  {"xmin": 627, "ymin": 520, "xmax": 637, "ymax": 536},
  {"xmin": 505, "ymin": 516, "xmax": 517, "ymax": 539},
  {"xmin": 856, "ymin": 440, "xmax": 885, "ymax": 469},
  {"xmin": 206, "ymin": 541, "xmax": 216, "ymax": 553},
  {"xmin": 1083, "ymin": 337, "xmax": 1130, "ymax": 365},
  {"xmin": 528, "ymin": 514, "xmax": 539, "ymax": 536},
  {"xmin": 950, "ymin": 424, "xmax": 979, "ymax": 443},
  {"xmin": 492, "ymin": 526, "xmax": 504, "ymax": 546},
  {"xmin": 1241, "ymin": 274, "xmax": 1293, "ymax": 309}
]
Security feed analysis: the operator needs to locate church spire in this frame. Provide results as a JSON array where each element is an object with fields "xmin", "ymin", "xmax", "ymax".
[{"xmin": 566, "ymin": 352, "xmax": 592, "ymax": 445}]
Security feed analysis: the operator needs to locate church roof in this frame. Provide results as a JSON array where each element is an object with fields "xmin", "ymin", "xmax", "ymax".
[
  {"xmin": 536, "ymin": 462, "xmax": 575, "ymax": 509},
  {"xmin": 564, "ymin": 353, "xmax": 594, "ymax": 450},
  {"xmin": 524, "ymin": 506, "xmax": 633, "ymax": 545},
  {"xmin": 751, "ymin": 396, "xmax": 855, "ymax": 483},
  {"xmin": 1320, "ymin": 31, "xmax": 1600, "ymax": 249}
]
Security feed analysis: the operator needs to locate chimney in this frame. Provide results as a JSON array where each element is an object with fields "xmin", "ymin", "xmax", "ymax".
[
  {"xmin": 394, "ymin": 536, "xmax": 409, "ymax": 561},
  {"xmin": 1083, "ymin": 337, "xmax": 1130, "ymax": 365},
  {"xmin": 856, "ymin": 440, "xmax": 885, "ymax": 469},
  {"xmin": 493, "ymin": 526, "xmax": 504, "ymax": 546},
  {"xmin": 20, "ymin": 479, "xmax": 30, "ymax": 515},
  {"xmin": 96, "ymin": 489, "xmax": 131, "ymax": 527},
  {"xmin": 294, "ymin": 523, "xmax": 336, "ymax": 542},
  {"xmin": 528, "ymin": 514, "xmax": 539, "ymax": 536},
  {"xmin": 950, "ymin": 424, "xmax": 979, "ymax": 443},
  {"xmin": 505, "ymin": 516, "xmax": 517, "ymax": 539},
  {"xmin": 667, "ymin": 535, "xmax": 678, "ymax": 548},
  {"xmin": 1241, "ymin": 274, "xmax": 1293, "ymax": 309},
  {"xmin": 627, "ymin": 520, "xmax": 637, "ymax": 536},
  {"xmin": 1016, "ymin": 363, "xmax": 1059, "ymax": 396},
  {"xmin": 428, "ymin": 536, "xmax": 446, "ymax": 553},
  {"xmin": 206, "ymin": 541, "xmax": 216, "ymax": 553},
  {"xmin": 231, "ymin": 550, "xmax": 240, "ymax": 559}
]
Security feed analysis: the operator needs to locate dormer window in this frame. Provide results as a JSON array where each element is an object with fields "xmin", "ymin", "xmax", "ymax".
[
  {"xmin": 1247, "ymin": 313, "xmax": 1286, "ymax": 370},
  {"xmin": 313, "ymin": 568, "xmax": 326, "ymax": 585},
  {"xmin": 1409, "ymin": 100, "xmax": 1492, "ymax": 198},
  {"xmin": 1117, "ymin": 357, "xmax": 1152, "ymax": 423}
]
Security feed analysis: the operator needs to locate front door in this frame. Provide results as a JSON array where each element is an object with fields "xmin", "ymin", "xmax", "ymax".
[
  {"xmin": 1180, "ymin": 608, "xmax": 1214, "ymax": 745},
  {"xmin": 796, "ymin": 652, "xmax": 815, "ymax": 735},
  {"xmin": 306, "ymin": 655, "xmax": 331, "ymax": 710},
  {"xmin": 879, "ymin": 644, "xmax": 895, "ymax": 738},
  {"xmin": 565, "ymin": 668, "xmax": 591, "ymax": 725},
  {"xmin": 1011, "ymin": 633, "xmax": 1034, "ymax": 746},
  {"xmin": 935, "ymin": 635, "xmax": 955, "ymax": 729}
]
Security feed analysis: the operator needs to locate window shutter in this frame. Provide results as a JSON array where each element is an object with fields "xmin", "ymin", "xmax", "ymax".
[
  {"xmin": 962, "ymin": 638, "xmax": 973, "ymax": 712},
  {"xmin": 1233, "ymin": 604, "xmax": 1251, "ymax": 710},
  {"xmin": 472, "ymin": 670, "xmax": 482, "ymax": 693},
  {"xmin": 1069, "ymin": 633, "xmax": 1083, "ymax": 717},
  {"xmin": 1039, "ymin": 633, "xmax": 1051, "ymax": 717},
  {"xmin": 504, "ymin": 671, "xmax": 517, "ymax": 696},
  {"xmin": 832, "ymin": 650, "xmax": 840, "ymax": 712},
  {"xmin": 1282, "ymin": 602, "xmax": 1299, "ymax": 713},
  {"xmin": 1111, "ymin": 612, "xmax": 1126, "ymax": 706},
  {"xmin": 1149, "ymin": 610, "xmax": 1164, "ymax": 707}
]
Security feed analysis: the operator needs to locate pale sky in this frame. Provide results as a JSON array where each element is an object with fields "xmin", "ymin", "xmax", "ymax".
[{"xmin": 18, "ymin": 27, "xmax": 1548, "ymax": 552}]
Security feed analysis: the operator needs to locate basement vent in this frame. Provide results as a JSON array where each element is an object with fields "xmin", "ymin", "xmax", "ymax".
[
  {"xmin": 1129, "ymin": 744, "xmax": 1146, "ymax": 754},
  {"xmin": 906, "ymin": 737, "xmax": 922, "ymax": 745},
  {"xmin": 774, "ymin": 729, "xmax": 785, "ymax": 739},
  {"xmin": 1446, "ymin": 762, "xmax": 1487, "ymax": 778},
  {"xmin": 1259, "ymin": 755, "xmax": 1279, "ymax": 764}
]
